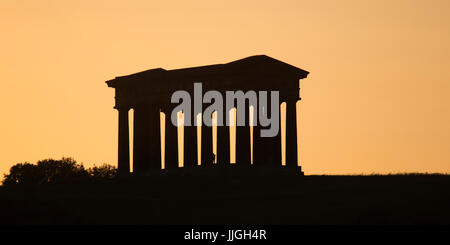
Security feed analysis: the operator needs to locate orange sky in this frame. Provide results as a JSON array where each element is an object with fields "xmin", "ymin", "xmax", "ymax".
[{"xmin": 1, "ymin": 0, "xmax": 450, "ymax": 175}]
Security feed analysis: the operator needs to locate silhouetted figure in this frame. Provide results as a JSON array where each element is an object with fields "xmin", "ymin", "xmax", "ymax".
[{"xmin": 211, "ymin": 153, "xmax": 216, "ymax": 165}]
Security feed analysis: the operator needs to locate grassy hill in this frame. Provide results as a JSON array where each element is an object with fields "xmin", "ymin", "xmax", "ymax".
[{"xmin": 1, "ymin": 174, "xmax": 449, "ymax": 224}]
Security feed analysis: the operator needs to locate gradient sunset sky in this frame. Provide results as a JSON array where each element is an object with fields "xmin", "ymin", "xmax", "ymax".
[{"xmin": 1, "ymin": 0, "xmax": 450, "ymax": 175}]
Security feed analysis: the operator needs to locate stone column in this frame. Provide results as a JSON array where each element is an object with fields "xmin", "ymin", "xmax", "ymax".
[
  {"xmin": 217, "ymin": 107, "xmax": 230, "ymax": 165},
  {"xmin": 118, "ymin": 108, "xmax": 130, "ymax": 175},
  {"xmin": 164, "ymin": 105, "xmax": 178, "ymax": 170},
  {"xmin": 133, "ymin": 106, "xmax": 146, "ymax": 173},
  {"xmin": 201, "ymin": 115, "xmax": 213, "ymax": 166},
  {"xmin": 236, "ymin": 101, "xmax": 251, "ymax": 165},
  {"xmin": 254, "ymin": 94, "xmax": 281, "ymax": 167},
  {"xmin": 184, "ymin": 124, "xmax": 197, "ymax": 168},
  {"xmin": 269, "ymin": 94, "xmax": 282, "ymax": 167},
  {"xmin": 133, "ymin": 104, "xmax": 161, "ymax": 174},
  {"xmin": 183, "ymin": 97, "xmax": 197, "ymax": 168},
  {"xmin": 285, "ymin": 95, "xmax": 299, "ymax": 168},
  {"xmin": 148, "ymin": 105, "xmax": 162, "ymax": 172},
  {"xmin": 253, "ymin": 107, "xmax": 265, "ymax": 166}
]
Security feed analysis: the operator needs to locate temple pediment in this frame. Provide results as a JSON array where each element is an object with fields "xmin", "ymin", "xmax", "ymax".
[{"xmin": 106, "ymin": 55, "xmax": 309, "ymax": 88}]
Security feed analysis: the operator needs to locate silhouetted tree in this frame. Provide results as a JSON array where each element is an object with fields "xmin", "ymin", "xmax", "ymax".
[
  {"xmin": 2, "ymin": 157, "xmax": 117, "ymax": 186},
  {"xmin": 35, "ymin": 157, "xmax": 89, "ymax": 184},
  {"xmin": 2, "ymin": 163, "xmax": 41, "ymax": 185},
  {"xmin": 88, "ymin": 164, "xmax": 117, "ymax": 179}
]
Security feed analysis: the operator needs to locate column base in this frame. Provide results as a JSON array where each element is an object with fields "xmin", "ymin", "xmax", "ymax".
[{"xmin": 130, "ymin": 164, "xmax": 304, "ymax": 177}]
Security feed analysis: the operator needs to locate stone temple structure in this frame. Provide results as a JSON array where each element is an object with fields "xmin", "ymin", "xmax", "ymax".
[{"xmin": 106, "ymin": 55, "xmax": 309, "ymax": 176}]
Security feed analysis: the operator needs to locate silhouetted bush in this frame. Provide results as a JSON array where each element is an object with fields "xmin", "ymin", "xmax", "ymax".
[
  {"xmin": 2, "ymin": 163, "xmax": 42, "ymax": 185},
  {"xmin": 88, "ymin": 164, "xmax": 117, "ymax": 180},
  {"xmin": 2, "ymin": 157, "xmax": 117, "ymax": 186}
]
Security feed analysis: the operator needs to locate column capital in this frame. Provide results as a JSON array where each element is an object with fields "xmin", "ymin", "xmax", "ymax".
[
  {"xmin": 279, "ymin": 88, "xmax": 299, "ymax": 102},
  {"xmin": 160, "ymin": 102, "xmax": 177, "ymax": 113},
  {"xmin": 115, "ymin": 105, "xmax": 131, "ymax": 111},
  {"xmin": 280, "ymin": 94, "xmax": 300, "ymax": 103}
]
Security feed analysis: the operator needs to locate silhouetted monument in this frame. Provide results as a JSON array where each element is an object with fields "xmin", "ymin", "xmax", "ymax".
[{"xmin": 106, "ymin": 55, "xmax": 309, "ymax": 176}]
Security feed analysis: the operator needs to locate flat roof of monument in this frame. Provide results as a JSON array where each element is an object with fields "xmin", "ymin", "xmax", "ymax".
[{"xmin": 106, "ymin": 55, "xmax": 309, "ymax": 87}]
